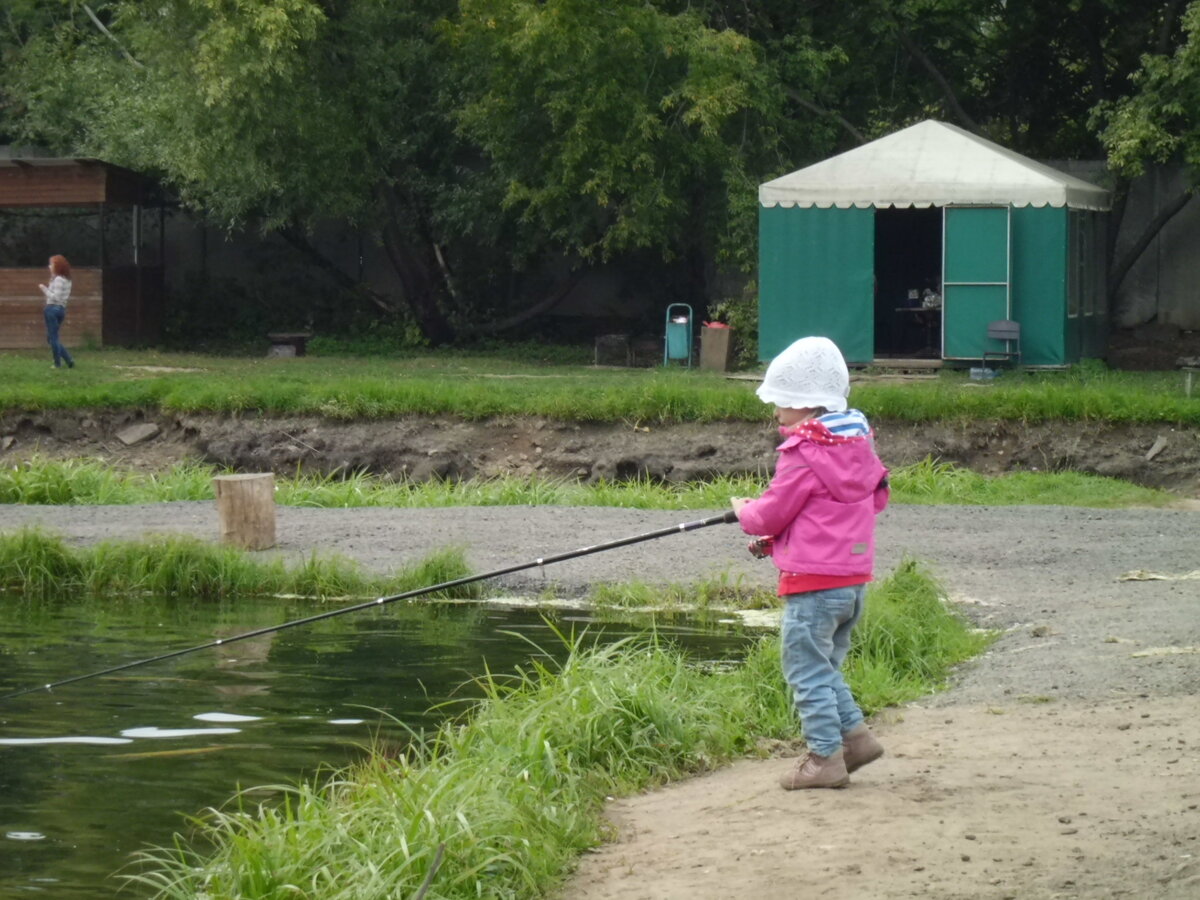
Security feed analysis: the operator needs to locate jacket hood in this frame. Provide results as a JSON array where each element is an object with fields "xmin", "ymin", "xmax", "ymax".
[{"xmin": 777, "ymin": 410, "xmax": 886, "ymax": 502}]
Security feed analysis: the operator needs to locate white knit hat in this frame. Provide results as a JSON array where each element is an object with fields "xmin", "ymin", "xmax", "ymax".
[{"xmin": 756, "ymin": 336, "xmax": 850, "ymax": 412}]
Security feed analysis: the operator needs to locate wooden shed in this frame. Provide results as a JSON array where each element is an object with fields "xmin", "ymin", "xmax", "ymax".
[
  {"xmin": 758, "ymin": 121, "xmax": 1111, "ymax": 367},
  {"xmin": 0, "ymin": 158, "xmax": 164, "ymax": 350}
]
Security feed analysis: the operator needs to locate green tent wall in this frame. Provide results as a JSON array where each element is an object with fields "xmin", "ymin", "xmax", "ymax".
[
  {"xmin": 759, "ymin": 204, "xmax": 1107, "ymax": 367},
  {"xmin": 758, "ymin": 205, "xmax": 874, "ymax": 364}
]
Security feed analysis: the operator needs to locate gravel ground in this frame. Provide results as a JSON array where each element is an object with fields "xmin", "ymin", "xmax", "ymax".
[{"xmin": 4, "ymin": 501, "xmax": 1200, "ymax": 898}]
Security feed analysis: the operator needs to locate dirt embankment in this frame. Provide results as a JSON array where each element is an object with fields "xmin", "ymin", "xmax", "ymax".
[{"xmin": 1, "ymin": 409, "xmax": 1198, "ymax": 495}]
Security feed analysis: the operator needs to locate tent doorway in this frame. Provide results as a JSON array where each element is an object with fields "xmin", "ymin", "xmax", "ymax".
[{"xmin": 873, "ymin": 207, "xmax": 942, "ymax": 358}]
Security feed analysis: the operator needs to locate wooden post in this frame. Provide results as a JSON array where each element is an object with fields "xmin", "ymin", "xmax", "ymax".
[{"xmin": 213, "ymin": 473, "xmax": 276, "ymax": 550}]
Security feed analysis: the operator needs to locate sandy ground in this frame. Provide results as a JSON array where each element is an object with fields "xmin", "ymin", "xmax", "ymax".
[{"xmin": 3, "ymin": 502, "xmax": 1200, "ymax": 898}]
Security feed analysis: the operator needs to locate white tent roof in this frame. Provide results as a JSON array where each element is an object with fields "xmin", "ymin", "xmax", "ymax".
[{"xmin": 759, "ymin": 120, "xmax": 1110, "ymax": 211}]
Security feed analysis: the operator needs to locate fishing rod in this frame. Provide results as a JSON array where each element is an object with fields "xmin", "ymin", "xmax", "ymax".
[{"xmin": 1, "ymin": 510, "xmax": 739, "ymax": 702}]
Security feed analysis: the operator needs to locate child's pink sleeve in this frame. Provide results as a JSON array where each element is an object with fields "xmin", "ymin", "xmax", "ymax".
[{"xmin": 738, "ymin": 458, "xmax": 814, "ymax": 537}]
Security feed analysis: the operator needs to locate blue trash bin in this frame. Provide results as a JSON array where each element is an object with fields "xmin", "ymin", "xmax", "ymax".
[{"xmin": 664, "ymin": 303, "xmax": 693, "ymax": 366}]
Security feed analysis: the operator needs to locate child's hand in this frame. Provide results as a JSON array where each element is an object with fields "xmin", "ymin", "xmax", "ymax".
[
  {"xmin": 730, "ymin": 497, "xmax": 753, "ymax": 519},
  {"xmin": 747, "ymin": 536, "xmax": 774, "ymax": 559}
]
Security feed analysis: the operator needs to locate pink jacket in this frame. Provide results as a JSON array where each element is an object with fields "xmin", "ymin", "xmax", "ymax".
[{"xmin": 738, "ymin": 426, "xmax": 889, "ymax": 577}]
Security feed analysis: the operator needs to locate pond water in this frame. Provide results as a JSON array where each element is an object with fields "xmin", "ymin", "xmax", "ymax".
[{"xmin": 0, "ymin": 593, "xmax": 756, "ymax": 898}]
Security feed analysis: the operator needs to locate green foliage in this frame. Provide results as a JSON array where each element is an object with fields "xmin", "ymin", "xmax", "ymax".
[
  {"xmin": 85, "ymin": 0, "xmax": 366, "ymax": 230},
  {"xmin": 0, "ymin": 2, "xmax": 1188, "ymax": 350},
  {"xmin": 449, "ymin": 0, "xmax": 794, "ymax": 265},
  {"xmin": 128, "ymin": 561, "xmax": 984, "ymax": 898},
  {"xmin": 0, "ymin": 528, "xmax": 86, "ymax": 596},
  {"xmin": 889, "ymin": 457, "xmax": 1172, "ymax": 508},
  {"xmin": 852, "ymin": 366, "xmax": 1200, "ymax": 425},
  {"xmin": 1, "ymin": 453, "xmax": 1172, "ymax": 511},
  {"xmin": 0, "ymin": 457, "xmax": 219, "ymax": 505},
  {"xmin": 306, "ymin": 318, "xmax": 430, "ymax": 357},
  {"xmin": 709, "ymin": 280, "xmax": 760, "ymax": 369},
  {"xmin": 588, "ymin": 572, "xmax": 775, "ymax": 610},
  {"xmin": 0, "ymin": 529, "xmax": 476, "ymax": 602},
  {"xmin": 848, "ymin": 558, "xmax": 994, "ymax": 710},
  {"xmin": 0, "ymin": 0, "xmax": 815, "ymax": 340},
  {"xmin": 1096, "ymin": 2, "xmax": 1200, "ymax": 178},
  {"xmin": 4, "ymin": 1, "xmax": 1196, "ymax": 344}
]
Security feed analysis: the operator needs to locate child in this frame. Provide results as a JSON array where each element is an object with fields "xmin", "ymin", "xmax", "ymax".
[{"xmin": 732, "ymin": 336, "xmax": 889, "ymax": 790}]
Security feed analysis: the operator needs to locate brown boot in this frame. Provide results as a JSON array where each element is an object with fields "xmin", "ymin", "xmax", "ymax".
[
  {"xmin": 842, "ymin": 723, "xmax": 884, "ymax": 774},
  {"xmin": 779, "ymin": 747, "xmax": 849, "ymax": 790}
]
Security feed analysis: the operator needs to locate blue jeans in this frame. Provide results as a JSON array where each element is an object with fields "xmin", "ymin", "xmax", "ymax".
[
  {"xmin": 780, "ymin": 585, "xmax": 866, "ymax": 757},
  {"xmin": 44, "ymin": 304, "xmax": 74, "ymax": 368}
]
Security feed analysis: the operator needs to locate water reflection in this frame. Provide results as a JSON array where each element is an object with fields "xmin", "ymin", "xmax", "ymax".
[
  {"xmin": 211, "ymin": 629, "xmax": 275, "ymax": 697},
  {"xmin": 0, "ymin": 594, "xmax": 755, "ymax": 898}
]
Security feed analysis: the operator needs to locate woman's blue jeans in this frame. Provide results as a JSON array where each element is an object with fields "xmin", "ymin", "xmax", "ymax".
[
  {"xmin": 44, "ymin": 304, "xmax": 74, "ymax": 368},
  {"xmin": 780, "ymin": 585, "xmax": 866, "ymax": 757}
]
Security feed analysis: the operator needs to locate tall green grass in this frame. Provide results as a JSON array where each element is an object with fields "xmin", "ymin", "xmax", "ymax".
[
  {"xmin": 888, "ymin": 456, "xmax": 1172, "ymax": 507},
  {"xmin": 847, "ymin": 558, "xmax": 993, "ymax": 709},
  {"xmin": 588, "ymin": 572, "xmax": 777, "ymax": 610},
  {"xmin": 128, "ymin": 560, "xmax": 987, "ymax": 899},
  {"xmin": 0, "ymin": 459, "xmax": 219, "ymax": 505},
  {"xmin": 860, "ymin": 366, "xmax": 1200, "ymax": 424},
  {"xmin": 0, "ymin": 529, "xmax": 476, "ymax": 602},
  {"xmin": 1, "ymin": 349, "xmax": 1198, "ymax": 424},
  {"xmin": 0, "ymin": 456, "xmax": 1174, "ymax": 509}
]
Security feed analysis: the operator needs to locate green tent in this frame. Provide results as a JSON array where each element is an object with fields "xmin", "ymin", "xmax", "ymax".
[{"xmin": 758, "ymin": 120, "xmax": 1110, "ymax": 367}]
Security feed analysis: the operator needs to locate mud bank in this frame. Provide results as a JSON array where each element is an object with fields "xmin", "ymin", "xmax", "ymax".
[{"xmin": 1, "ymin": 410, "xmax": 1198, "ymax": 494}]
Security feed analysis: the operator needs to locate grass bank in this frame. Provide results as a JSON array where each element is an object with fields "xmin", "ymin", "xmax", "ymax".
[
  {"xmin": 0, "ymin": 456, "xmax": 1173, "ymax": 509},
  {"xmin": 1, "ymin": 349, "xmax": 1198, "ymax": 425},
  {"xmin": 0, "ymin": 529, "xmax": 476, "ymax": 602},
  {"xmin": 129, "ymin": 560, "xmax": 988, "ymax": 899}
]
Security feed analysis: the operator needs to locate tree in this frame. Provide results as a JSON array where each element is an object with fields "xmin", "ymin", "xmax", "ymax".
[
  {"xmin": 4, "ymin": 0, "xmax": 470, "ymax": 342},
  {"xmin": 2, "ymin": 0, "xmax": 815, "ymax": 343},
  {"xmin": 1092, "ymin": 1, "xmax": 1197, "ymax": 303},
  {"xmin": 8, "ymin": 1, "xmax": 1192, "ymax": 341}
]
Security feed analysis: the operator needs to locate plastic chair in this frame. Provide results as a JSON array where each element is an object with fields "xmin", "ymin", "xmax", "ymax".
[{"xmin": 982, "ymin": 319, "xmax": 1021, "ymax": 368}]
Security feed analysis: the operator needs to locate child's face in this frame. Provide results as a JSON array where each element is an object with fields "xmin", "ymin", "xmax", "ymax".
[{"xmin": 774, "ymin": 406, "xmax": 815, "ymax": 426}]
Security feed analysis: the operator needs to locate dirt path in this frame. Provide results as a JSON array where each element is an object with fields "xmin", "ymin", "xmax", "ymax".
[
  {"xmin": 567, "ymin": 698, "xmax": 1200, "ymax": 899},
  {"xmin": 2, "ymin": 502, "xmax": 1199, "ymax": 897}
]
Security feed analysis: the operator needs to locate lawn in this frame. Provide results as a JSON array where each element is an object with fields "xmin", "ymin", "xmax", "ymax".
[{"xmin": 1, "ymin": 348, "xmax": 1198, "ymax": 425}]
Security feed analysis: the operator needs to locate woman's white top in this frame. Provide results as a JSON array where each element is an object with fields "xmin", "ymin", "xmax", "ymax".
[{"xmin": 42, "ymin": 275, "xmax": 71, "ymax": 308}]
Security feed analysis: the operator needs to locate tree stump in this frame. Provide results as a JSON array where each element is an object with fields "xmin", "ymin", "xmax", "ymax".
[{"xmin": 213, "ymin": 473, "xmax": 276, "ymax": 550}]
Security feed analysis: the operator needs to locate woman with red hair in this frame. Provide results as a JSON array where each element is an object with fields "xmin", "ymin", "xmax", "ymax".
[{"xmin": 39, "ymin": 254, "xmax": 75, "ymax": 369}]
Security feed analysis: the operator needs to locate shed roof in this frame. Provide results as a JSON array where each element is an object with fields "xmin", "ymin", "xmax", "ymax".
[
  {"xmin": 0, "ymin": 157, "xmax": 158, "ymax": 207},
  {"xmin": 759, "ymin": 120, "xmax": 1110, "ymax": 211}
]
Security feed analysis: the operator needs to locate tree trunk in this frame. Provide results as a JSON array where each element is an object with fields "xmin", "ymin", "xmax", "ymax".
[
  {"xmin": 893, "ymin": 24, "xmax": 980, "ymax": 134},
  {"xmin": 381, "ymin": 224, "xmax": 456, "ymax": 345},
  {"xmin": 783, "ymin": 88, "xmax": 867, "ymax": 144},
  {"xmin": 279, "ymin": 226, "xmax": 399, "ymax": 316}
]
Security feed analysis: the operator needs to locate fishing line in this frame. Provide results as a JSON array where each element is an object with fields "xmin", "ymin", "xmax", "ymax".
[{"xmin": 1, "ymin": 510, "xmax": 738, "ymax": 702}]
